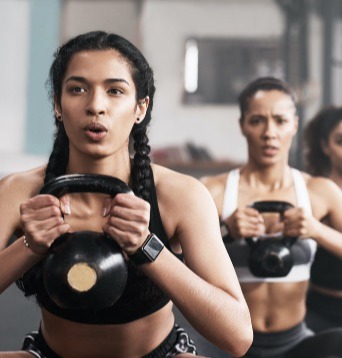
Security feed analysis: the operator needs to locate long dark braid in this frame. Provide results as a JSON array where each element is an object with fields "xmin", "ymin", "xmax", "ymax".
[
  {"xmin": 130, "ymin": 54, "xmax": 155, "ymax": 199},
  {"xmin": 44, "ymin": 123, "xmax": 69, "ymax": 184},
  {"xmin": 131, "ymin": 126, "xmax": 151, "ymax": 200}
]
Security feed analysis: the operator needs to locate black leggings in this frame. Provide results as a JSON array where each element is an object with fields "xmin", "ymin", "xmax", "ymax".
[
  {"xmin": 306, "ymin": 289, "xmax": 342, "ymax": 333},
  {"xmin": 285, "ymin": 327, "xmax": 342, "ymax": 358},
  {"xmin": 22, "ymin": 324, "xmax": 197, "ymax": 358},
  {"xmin": 244, "ymin": 322, "xmax": 342, "ymax": 358},
  {"xmin": 244, "ymin": 322, "xmax": 312, "ymax": 357}
]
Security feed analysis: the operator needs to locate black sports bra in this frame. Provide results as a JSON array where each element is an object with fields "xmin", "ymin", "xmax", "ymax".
[{"xmin": 17, "ymin": 168, "xmax": 172, "ymax": 324}]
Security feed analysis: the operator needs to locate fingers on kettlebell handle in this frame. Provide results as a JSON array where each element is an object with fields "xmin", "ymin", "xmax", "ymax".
[
  {"xmin": 60, "ymin": 196, "xmax": 71, "ymax": 215},
  {"xmin": 102, "ymin": 197, "xmax": 112, "ymax": 217},
  {"xmin": 102, "ymin": 192, "xmax": 135, "ymax": 217}
]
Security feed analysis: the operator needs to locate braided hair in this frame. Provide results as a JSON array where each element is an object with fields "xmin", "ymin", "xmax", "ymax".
[
  {"xmin": 304, "ymin": 106, "xmax": 342, "ymax": 176},
  {"xmin": 46, "ymin": 31, "xmax": 156, "ymax": 200}
]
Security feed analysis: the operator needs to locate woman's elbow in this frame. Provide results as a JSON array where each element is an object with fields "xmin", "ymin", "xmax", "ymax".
[
  {"xmin": 225, "ymin": 308, "xmax": 253, "ymax": 357},
  {"xmin": 230, "ymin": 325, "xmax": 253, "ymax": 358},
  {"xmin": 215, "ymin": 311, "xmax": 253, "ymax": 357}
]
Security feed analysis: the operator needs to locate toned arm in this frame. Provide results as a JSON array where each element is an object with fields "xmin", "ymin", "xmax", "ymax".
[
  {"xmin": 141, "ymin": 167, "xmax": 252, "ymax": 356},
  {"xmin": 0, "ymin": 168, "xmax": 44, "ymax": 292}
]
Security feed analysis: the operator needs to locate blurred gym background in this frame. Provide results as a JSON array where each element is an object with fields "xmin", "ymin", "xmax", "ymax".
[{"xmin": 0, "ymin": 0, "xmax": 341, "ymax": 355}]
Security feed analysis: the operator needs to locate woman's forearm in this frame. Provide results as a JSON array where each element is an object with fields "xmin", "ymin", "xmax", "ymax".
[
  {"xmin": 141, "ymin": 248, "xmax": 253, "ymax": 357},
  {"xmin": 0, "ymin": 237, "xmax": 42, "ymax": 293}
]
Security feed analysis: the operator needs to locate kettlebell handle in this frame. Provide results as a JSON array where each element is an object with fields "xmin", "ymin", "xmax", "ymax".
[
  {"xmin": 249, "ymin": 200, "xmax": 294, "ymax": 214},
  {"xmin": 40, "ymin": 174, "xmax": 132, "ymax": 198},
  {"xmin": 246, "ymin": 200, "xmax": 297, "ymax": 246}
]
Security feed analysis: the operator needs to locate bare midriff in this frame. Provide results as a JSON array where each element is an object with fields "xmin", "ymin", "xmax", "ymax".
[
  {"xmin": 242, "ymin": 281, "xmax": 308, "ymax": 332},
  {"xmin": 41, "ymin": 301, "xmax": 175, "ymax": 358}
]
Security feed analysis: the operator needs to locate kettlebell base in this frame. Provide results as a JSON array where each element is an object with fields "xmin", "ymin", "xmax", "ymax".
[{"xmin": 43, "ymin": 231, "xmax": 128, "ymax": 310}]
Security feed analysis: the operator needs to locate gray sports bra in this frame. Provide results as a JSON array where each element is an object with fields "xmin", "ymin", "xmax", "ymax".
[{"xmin": 222, "ymin": 168, "xmax": 317, "ymax": 283}]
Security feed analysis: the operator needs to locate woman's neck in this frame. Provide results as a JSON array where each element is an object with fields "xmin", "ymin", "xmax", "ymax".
[
  {"xmin": 241, "ymin": 162, "xmax": 292, "ymax": 192},
  {"xmin": 66, "ymin": 152, "xmax": 132, "ymax": 184}
]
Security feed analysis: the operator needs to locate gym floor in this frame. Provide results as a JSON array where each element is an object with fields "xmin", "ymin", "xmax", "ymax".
[{"xmin": 0, "ymin": 283, "xmax": 230, "ymax": 357}]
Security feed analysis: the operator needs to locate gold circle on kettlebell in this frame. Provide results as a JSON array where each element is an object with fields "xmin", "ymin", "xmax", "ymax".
[{"xmin": 67, "ymin": 262, "xmax": 97, "ymax": 292}]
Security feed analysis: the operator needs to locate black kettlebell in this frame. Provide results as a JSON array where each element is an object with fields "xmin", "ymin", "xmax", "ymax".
[
  {"xmin": 40, "ymin": 174, "xmax": 131, "ymax": 310},
  {"xmin": 246, "ymin": 201, "xmax": 297, "ymax": 278}
]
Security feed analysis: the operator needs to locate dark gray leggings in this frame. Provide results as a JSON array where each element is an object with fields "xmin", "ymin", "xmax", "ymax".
[
  {"xmin": 285, "ymin": 328, "xmax": 342, "ymax": 358},
  {"xmin": 244, "ymin": 322, "xmax": 342, "ymax": 358}
]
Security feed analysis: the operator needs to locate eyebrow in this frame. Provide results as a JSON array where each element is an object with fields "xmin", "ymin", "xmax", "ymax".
[{"xmin": 64, "ymin": 76, "xmax": 130, "ymax": 86}]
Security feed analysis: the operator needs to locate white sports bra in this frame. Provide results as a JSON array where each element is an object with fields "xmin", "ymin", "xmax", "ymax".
[{"xmin": 222, "ymin": 168, "xmax": 317, "ymax": 283}]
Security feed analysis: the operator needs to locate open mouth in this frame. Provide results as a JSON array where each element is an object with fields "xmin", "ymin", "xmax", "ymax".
[
  {"xmin": 85, "ymin": 123, "xmax": 108, "ymax": 141},
  {"xmin": 262, "ymin": 145, "xmax": 278, "ymax": 156},
  {"xmin": 89, "ymin": 128, "xmax": 104, "ymax": 133}
]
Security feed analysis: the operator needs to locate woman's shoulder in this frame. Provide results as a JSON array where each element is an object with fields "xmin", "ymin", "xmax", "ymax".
[
  {"xmin": 299, "ymin": 170, "xmax": 337, "ymax": 188},
  {"xmin": 200, "ymin": 171, "xmax": 228, "ymax": 189},
  {"xmin": 151, "ymin": 163, "xmax": 203, "ymax": 192},
  {"xmin": 153, "ymin": 163, "xmax": 230, "ymax": 190},
  {"xmin": 151, "ymin": 163, "xmax": 219, "ymax": 204},
  {"xmin": 0, "ymin": 165, "xmax": 46, "ymax": 198},
  {"xmin": 298, "ymin": 170, "xmax": 341, "ymax": 200},
  {"xmin": 150, "ymin": 163, "xmax": 221, "ymax": 231}
]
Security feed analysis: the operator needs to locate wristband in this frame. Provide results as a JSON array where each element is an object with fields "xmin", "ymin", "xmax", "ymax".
[{"xmin": 22, "ymin": 236, "xmax": 44, "ymax": 256}]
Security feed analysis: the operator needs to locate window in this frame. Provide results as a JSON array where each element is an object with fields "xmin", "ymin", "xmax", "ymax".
[{"xmin": 183, "ymin": 38, "xmax": 285, "ymax": 105}]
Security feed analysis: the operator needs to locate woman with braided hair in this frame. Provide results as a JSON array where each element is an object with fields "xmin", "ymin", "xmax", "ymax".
[{"xmin": 0, "ymin": 31, "xmax": 252, "ymax": 357}]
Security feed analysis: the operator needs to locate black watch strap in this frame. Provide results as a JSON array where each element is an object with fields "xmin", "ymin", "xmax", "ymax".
[{"xmin": 129, "ymin": 233, "xmax": 165, "ymax": 265}]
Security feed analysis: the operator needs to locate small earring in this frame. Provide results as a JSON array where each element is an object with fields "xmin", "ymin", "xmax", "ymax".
[{"xmin": 136, "ymin": 117, "xmax": 140, "ymax": 122}]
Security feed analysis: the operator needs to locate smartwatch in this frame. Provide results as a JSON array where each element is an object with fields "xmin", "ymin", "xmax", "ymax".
[{"xmin": 129, "ymin": 233, "xmax": 165, "ymax": 265}]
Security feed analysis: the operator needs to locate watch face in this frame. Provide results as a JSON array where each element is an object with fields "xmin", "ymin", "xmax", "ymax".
[{"xmin": 143, "ymin": 234, "xmax": 164, "ymax": 261}]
